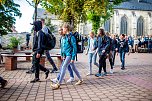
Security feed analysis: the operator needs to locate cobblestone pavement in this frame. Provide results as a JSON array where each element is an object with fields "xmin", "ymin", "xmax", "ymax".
[{"xmin": 0, "ymin": 53, "xmax": 152, "ymax": 101}]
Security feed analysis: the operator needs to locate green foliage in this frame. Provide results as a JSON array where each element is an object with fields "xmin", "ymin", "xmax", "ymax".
[
  {"xmin": 41, "ymin": 0, "xmax": 125, "ymax": 32},
  {"xmin": 41, "ymin": 0, "xmax": 87, "ymax": 31},
  {"xmin": 45, "ymin": 18, "xmax": 56, "ymax": 33},
  {"xmin": 87, "ymin": 12, "xmax": 101, "ymax": 34},
  {"xmin": 7, "ymin": 37, "xmax": 22, "ymax": 49},
  {"xmin": 0, "ymin": 0, "xmax": 22, "ymax": 35}
]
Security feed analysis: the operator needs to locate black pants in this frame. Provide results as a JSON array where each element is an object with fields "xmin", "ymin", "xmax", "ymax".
[
  {"xmin": 26, "ymin": 40, "xmax": 29, "ymax": 47},
  {"xmin": 98, "ymin": 55, "xmax": 107, "ymax": 73},
  {"xmin": 0, "ymin": 76, "xmax": 4, "ymax": 84},
  {"xmin": 32, "ymin": 52, "xmax": 47, "ymax": 79},
  {"xmin": 108, "ymin": 51, "xmax": 113, "ymax": 69},
  {"xmin": 45, "ymin": 50, "xmax": 58, "ymax": 70}
]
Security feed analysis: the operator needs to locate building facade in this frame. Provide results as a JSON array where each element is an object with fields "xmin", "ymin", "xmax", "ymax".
[{"xmin": 103, "ymin": 0, "xmax": 152, "ymax": 37}]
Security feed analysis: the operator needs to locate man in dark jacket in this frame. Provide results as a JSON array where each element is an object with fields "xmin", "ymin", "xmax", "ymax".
[
  {"xmin": 30, "ymin": 21, "xmax": 49, "ymax": 83},
  {"xmin": 117, "ymin": 34, "xmax": 128, "ymax": 70}
]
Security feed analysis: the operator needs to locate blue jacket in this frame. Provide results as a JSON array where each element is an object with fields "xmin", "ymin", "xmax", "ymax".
[
  {"xmin": 97, "ymin": 35, "xmax": 110, "ymax": 55},
  {"xmin": 60, "ymin": 32, "xmax": 77, "ymax": 60},
  {"xmin": 86, "ymin": 37, "xmax": 97, "ymax": 53}
]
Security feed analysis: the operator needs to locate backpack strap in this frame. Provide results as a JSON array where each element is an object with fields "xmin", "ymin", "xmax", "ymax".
[{"xmin": 68, "ymin": 35, "xmax": 72, "ymax": 47}]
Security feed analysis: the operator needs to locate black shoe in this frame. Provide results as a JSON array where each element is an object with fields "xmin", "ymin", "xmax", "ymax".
[
  {"xmin": 26, "ymin": 70, "xmax": 34, "ymax": 74},
  {"xmin": 45, "ymin": 70, "xmax": 49, "ymax": 79},
  {"xmin": 51, "ymin": 68, "xmax": 58, "ymax": 73},
  {"xmin": 30, "ymin": 78, "xmax": 40, "ymax": 83},
  {"xmin": 1, "ymin": 80, "xmax": 8, "ymax": 88},
  {"xmin": 121, "ymin": 67, "xmax": 125, "ymax": 70}
]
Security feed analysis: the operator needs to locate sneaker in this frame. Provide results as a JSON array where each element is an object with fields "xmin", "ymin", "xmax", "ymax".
[
  {"xmin": 110, "ymin": 69, "xmax": 113, "ymax": 74},
  {"xmin": 51, "ymin": 68, "xmax": 58, "ymax": 73},
  {"xmin": 45, "ymin": 70, "xmax": 50, "ymax": 79},
  {"xmin": 95, "ymin": 73, "xmax": 103, "ymax": 77},
  {"xmin": 30, "ymin": 78, "xmax": 40, "ymax": 83},
  {"xmin": 26, "ymin": 70, "xmax": 34, "ymax": 74},
  {"xmin": 1, "ymin": 80, "xmax": 8, "ymax": 88},
  {"xmin": 66, "ymin": 77, "xmax": 74, "ymax": 83},
  {"xmin": 50, "ymin": 78, "xmax": 58, "ymax": 83},
  {"xmin": 94, "ymin": 63, "xmax": 99, "ymax": 67},
  {"xmin": 50, "ymin": 83, "xmax": 60, "ymax": 90},
  {"xmin": 103, "ymin": 72, "xmax": 107, "ymax": 76},
  {"xmin": 75, "ymin": 80, "xmax": 83, "ymax": 85},
  {"xmin": 86, "ymin": 73, "xmax": 93, "ymax": 76}
]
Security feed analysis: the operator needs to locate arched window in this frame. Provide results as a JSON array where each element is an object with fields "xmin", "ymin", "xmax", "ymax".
[
  {"xmin": 104, "ymin": 20, "xmax": 110, "ymax": 32},
  {"xmin": 120, "ymin": 16, "xmax": 128, "ymax": 35},
  {"xmin": 137, "ymin": 16, "xmax": 144, "ymax": 36}
]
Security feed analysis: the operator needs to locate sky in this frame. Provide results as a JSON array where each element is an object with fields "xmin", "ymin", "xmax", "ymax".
[{"xmin": 14, "ymin": 0, "xmax": 38, "ymax": 33}]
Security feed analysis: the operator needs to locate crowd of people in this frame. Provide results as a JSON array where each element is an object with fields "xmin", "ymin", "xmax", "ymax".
[
  {"xmin": 123, "ymin": 35, "xmax": 152, "ymax": 53},
  {"xmin": 1, "ymin": 18, "xmax": 152, "ymax": 90}
]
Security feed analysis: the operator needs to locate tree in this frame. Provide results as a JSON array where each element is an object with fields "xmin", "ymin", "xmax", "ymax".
[
  {"xmin": 41, "ymin": 0, "xmax": 125, "ymax": 33},
  {"xmin": 0, "ymin": 0, "xmax": 21, "ymax": 35},
  {"xmin": 41, "ymin": 0, "xmax": 87, "ymax": 31},
  {"xmin": 26, "ymin": 0, "xmax": 40, "ymax": 21}
]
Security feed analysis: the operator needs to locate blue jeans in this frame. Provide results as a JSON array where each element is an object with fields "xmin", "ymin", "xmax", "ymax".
[
  {"xmin": 57, "ymin": 61, "xmax": 74, "ymax": 80},
  {"xmin": 93, "ymin": 53, "xmax": 97, "ymax": 64},
  {"xmin": 120, "ymin": 52, "xmax": 126, "ymax": 68},
  {"xmin": 88, "ymin": 53, "xmax": 94, "ymax": 74},
  {"xmin": 58, "ymin": 56, "xmax": 82, "ymax": 84}
]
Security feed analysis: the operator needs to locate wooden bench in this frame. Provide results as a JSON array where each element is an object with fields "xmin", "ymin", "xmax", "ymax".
[{"xmin": 1, "ymin": 54, "xmax": 61, "ymax": 71}]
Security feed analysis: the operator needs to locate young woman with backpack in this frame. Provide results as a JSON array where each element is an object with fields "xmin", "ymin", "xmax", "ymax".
[{"xmin": 50, "ymin": 23, "xmax": 83, "ymax": 90}]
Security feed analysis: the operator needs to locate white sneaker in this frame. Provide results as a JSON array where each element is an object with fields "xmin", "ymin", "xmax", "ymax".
[
  {"xmin": 86, "ymin": 73, "xmax": 93, "ymax": 76},
  {"xmin": 66, "ymin": 77, "xmax": 74, "ymax": 83},
  {"xmin": 50, "ymin": 78, "xmax": 58, "ymax": 83},
  {"xmin": 110, "ymin": 69, "xmax": 114, "ymax": 74},
  {"xmin": 75, "ymin": 80, "xmax": 83, "ymax": 85}
]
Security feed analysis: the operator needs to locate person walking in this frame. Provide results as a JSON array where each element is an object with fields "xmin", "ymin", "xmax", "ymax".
[
  {"xmin": 111, "ymin": 34, "xmax": 118, "ymax": 68},
  {"xmin": 30, "ymin": 21, "xmax": 49, "ymax": 83},
  {"xmin": 41, "ymin": 18, "xmax": 58, "ymax": 73},
  {"xmin": 26, "ymin": 33, "xmax": 31, "ymax": 48},
  {"xmin": 86, "ymin": 31, "xmax": 97, "ymax": 76},
  {"xmin": 117, "ymin": 34, "xmax": 129, "ymax": 70},
  {"xmin": 26, "ymin": 19, "xmax": 58, "ymax": 74},
  {"xmin": 95, "ymin": 28, "xmax": 110, "ymax": 77},
  {"xmin": 50, "ymin": 23, "xmax": 83, "ymax": 90},
  {"xmin": 51, "ymin": 27, "xmax": 75, "ymax": 83},
  {"xmin": 106, "ymin": 32, "xmax": 116, "ymax": 74}
]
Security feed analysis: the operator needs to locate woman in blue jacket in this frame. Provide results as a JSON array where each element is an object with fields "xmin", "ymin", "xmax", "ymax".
[
  {"xmin": 51, "ymin": 23, "xmax": 83, "ymax": 90},
  {"xmin": 95, "ymin": 28, "xmax": 110, "ymax": 77}
]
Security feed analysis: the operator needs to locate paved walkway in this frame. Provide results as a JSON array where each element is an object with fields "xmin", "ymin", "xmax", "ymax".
[{"xmin": 0, "ymin": 53, "xmax": 152, "ymax": 101}]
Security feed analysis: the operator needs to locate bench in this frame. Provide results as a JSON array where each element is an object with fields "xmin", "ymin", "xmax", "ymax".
[
  {"xmin": 137, "ymin": 48, "xmax": 151, "ymax": 53},
  {"xmin": 16, "ymin": 51, "xmax": 32, "ymax": 61},
  {"xmin": 1, "ymin": 54, "xmax": 61, "ymax": 71}
]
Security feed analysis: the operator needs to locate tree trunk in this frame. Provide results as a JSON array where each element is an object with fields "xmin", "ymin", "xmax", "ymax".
[{"xmin": 34, "ymin": 3, "xmax": 38, "ymax": 21}]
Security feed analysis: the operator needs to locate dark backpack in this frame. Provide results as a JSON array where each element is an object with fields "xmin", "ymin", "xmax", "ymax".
[
  {"xmin": 67, "ymin": 32, "xmax": 83, "ymax": 53},
  {"xmin": 42, "ymin": 29, "xmax": 56, "ymax": 50}
]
